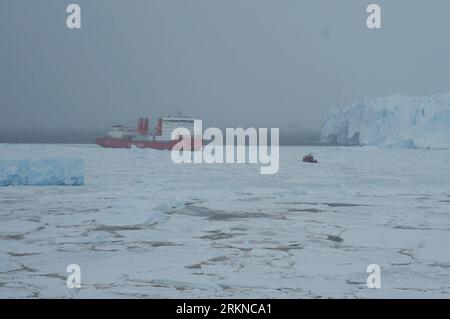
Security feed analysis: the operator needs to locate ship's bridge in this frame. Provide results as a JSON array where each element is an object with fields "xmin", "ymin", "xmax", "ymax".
[{"xmin": 156, "ymin": 117, "xmax": 199, "ymax": 141}]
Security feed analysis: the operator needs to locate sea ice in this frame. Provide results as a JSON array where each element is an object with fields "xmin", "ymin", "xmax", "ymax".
[
  {"xmin": 1, "ymin": 144, "xmax": 450, "ymax": 298},
  {"xmin": 0, "ymin": 159, "xmax": 84, "ymax": 186}
]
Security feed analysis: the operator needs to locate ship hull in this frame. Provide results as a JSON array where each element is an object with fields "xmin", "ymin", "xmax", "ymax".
[{"xmin": 95, "ymin": 137, "xmax": 202, "ymax": 150}]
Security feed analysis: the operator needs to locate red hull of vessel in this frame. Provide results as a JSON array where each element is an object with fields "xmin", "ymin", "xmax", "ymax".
[{"xmin": 95, "ymin": 137, "xmax": 202, "ymax": 150}]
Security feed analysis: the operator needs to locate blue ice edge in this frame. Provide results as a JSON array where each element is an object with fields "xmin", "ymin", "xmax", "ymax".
[{"xmin": 0, "ymin": 159, "xmax": 84, "ymax": 186}]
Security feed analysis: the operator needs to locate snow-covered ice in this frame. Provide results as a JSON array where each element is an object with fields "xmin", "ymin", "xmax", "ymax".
[
  {"xmin": 0, "ymin": 144, "xmax": 450, "ymax": 298},
  {"xmin": 321, "ymin": 92, "xmax": 450, "ymax": 148},
  {"xmin": 0, "ymin": 159, "xmax": 84, "ymax": 186}
]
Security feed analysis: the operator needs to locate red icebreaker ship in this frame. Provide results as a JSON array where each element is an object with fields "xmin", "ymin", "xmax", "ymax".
[{"xmin": 95, "ymin": 117, "xmax": 202, "ymax": 150}]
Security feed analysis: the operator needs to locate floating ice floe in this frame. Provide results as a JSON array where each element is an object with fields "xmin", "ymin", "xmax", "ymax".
[{"xmin": 0, "ymin": 159, "xmax": 84, "ymax": 186}]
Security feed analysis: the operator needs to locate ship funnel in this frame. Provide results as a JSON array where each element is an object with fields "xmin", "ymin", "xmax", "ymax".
[
  {"xmin": 156, "ymin": 118, "xmax": 162, "ymax": 136},
  {"xmin": 144, "ymin": 118, "xmax": 149, "ymax": 134},
  {"xmin": 138, "ymin": 118, "xmax": 144, "ymax": 134}
]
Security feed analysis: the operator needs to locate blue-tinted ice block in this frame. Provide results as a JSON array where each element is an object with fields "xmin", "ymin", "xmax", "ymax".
[{"xmin": 0, "ymin": 159, "xmax": 84, "ymax": 186}]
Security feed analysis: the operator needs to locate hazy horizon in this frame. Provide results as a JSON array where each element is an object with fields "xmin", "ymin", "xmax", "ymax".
[
  {"xmin": 2, "ymin": 0, "xmax": 450, "ymax": 142},
  {"xmin": 0, "ymin": 127, "xmax": 321, "ymax": 145}
]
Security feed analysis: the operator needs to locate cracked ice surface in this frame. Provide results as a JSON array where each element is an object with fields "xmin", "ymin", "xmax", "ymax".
[{"xmin": 0, "ymin": 144, "xmax": 450, "ymax": 298}]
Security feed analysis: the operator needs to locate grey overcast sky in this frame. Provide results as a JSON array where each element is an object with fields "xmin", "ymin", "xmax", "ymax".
[{"xmin": 1, "ymin": 0, "xmax": 450, "ymax": 134}]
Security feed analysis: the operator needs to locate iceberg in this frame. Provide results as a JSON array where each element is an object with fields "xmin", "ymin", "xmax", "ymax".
[
  {"xmin": 321, "ymin": 92, "xmax": 450, "ymax": 148},
  {"xmin": 0, "ymin": 159, "xmax": 84, "ymax": 186}
]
